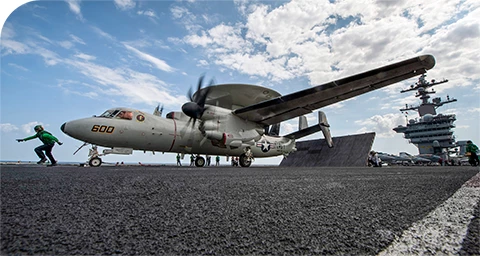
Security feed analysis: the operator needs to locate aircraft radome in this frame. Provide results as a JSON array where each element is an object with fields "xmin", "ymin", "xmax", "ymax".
[{"xmin": 61, "ymin": 55, "xmax": 436, "ymax": 167}]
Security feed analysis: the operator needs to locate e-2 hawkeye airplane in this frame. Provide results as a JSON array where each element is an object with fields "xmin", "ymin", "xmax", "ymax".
[{"xmin": 61, "ymin": 55, "xmax": 436, "ymax": 167}]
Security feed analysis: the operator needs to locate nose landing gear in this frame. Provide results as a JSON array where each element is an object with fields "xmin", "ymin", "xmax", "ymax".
[{"xmin": 89, "ymin": 156, "xmax": 103, "ymax": 167}]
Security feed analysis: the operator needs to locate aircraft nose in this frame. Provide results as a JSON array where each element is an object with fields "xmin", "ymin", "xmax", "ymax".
[{"xmin": 61, "ymin": 122, "xmax": 66, "ymax": 133}]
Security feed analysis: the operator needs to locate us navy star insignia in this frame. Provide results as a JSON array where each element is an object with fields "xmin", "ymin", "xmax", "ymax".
[{"xmin": 256, "ymin": 136, "xmax": 271, "ymax": 153}]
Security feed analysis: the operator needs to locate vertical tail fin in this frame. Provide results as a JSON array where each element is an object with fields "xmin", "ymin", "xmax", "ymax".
[
  {"xmin": 299, "ymin": 116, "xmax": 308, "ymax": 130},
  {"xmin": 319, "ymin": 111, "xmax": 333, "ymax": 148}
]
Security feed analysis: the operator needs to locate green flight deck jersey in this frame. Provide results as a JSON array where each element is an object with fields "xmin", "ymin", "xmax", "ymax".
[{"xmin": 23, "ymin": 131, "xmax": 60, "ymax": 145}]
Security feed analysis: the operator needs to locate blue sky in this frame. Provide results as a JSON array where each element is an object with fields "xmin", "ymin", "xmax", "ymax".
[{"xmin": 1, "ymin": 0, "xmax": 479, "ymax": 165}]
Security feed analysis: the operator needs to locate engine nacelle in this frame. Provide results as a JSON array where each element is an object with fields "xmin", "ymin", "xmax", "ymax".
[
  {"xmin": 204, "ymin": 130, "xmax": 224, "ymax": 141},
  {"xmin": 201, "ymin": 106, "xmax": 231, "ymax": 120},
  {"xmin": 201, "ymin": 120, "xmax": 219, "ymax": 131}
]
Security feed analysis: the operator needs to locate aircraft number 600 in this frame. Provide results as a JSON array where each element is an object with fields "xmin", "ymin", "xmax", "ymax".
[{"xmin": 91, "ymin": 125, "xmax": 115, "ymax": 133}]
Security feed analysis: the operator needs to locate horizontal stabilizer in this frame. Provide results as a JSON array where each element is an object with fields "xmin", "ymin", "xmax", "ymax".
[
  {"xmin": 285, "ymin": 111, "xmax": 333, "ymax": 147},
  {"xmin": 285, "ymin": 125, "xmax": 321, "ymax": 140}
]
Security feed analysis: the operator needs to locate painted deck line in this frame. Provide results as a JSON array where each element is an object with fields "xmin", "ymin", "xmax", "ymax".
[{"xmin": 378, "ymin": 172, "xmax": 480, "ymax": 255}]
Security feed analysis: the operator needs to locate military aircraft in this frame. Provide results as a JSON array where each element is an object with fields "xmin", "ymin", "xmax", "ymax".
[
  {"xmin": 399, "ymin": 152, "xmax": 432, "ymax": 164},
  {"xmin": 61, "ymin": 55, "xmax": 436, "ymax": 167},
  {"xmin": 376, "ymin": 152, "xmax": 413, "ymax": 165}
]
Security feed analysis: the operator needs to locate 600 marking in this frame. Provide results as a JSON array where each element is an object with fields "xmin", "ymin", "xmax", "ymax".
[{"xmin": 91, "ymin": 125, "xmax": 115, "ymax": 133}]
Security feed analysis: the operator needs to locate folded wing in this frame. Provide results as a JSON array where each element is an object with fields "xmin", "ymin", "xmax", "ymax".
[{"xmin": 233, "ymin": 55, "xmax": 435, "ymax": 125}]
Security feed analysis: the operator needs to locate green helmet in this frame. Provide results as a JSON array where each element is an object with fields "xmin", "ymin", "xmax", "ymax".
[{"xmin": 34, "ymin": 125, "xmax": 44, "ymax": 132}]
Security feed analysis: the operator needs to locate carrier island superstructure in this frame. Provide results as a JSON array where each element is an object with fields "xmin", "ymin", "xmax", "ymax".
[{"xmin": 393, "ymin": 74, "xmax": 457, "ymax": 155}]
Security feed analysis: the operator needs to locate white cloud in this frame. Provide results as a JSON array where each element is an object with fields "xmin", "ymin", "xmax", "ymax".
[
  {"xmin": 70, "ymin": 34, "xmax": 86, "ymax": 45},
  {"xmin": 35, "ymin": 34, "xmax": 54, "ymax": 44},
  {"xmin": 58, "ymin": 40, "xmax": 74, "ymax": 49},
  {"xmin": 114, "ymin": 0, "xmax": 136, "ymax": 10},
  {"xmin": 32, "ymin": 46, "xmax": 61, "ymax": 66},
  {"xmin": 8, "ymin": 63, "xmax": 29, "ymax": 71},
  {"xmin": 137, "ymin": 10, "xmax": 157, "ymax": 18},
  {"xmin": 65, "ymin": 0, "xmax": 84, "ymax": 21},
  {"xmin": 1, "ymin": 22, "xmax": 15, "ymax": 39},
  {"xmin": 355, "ymin": 113, "xmax": 406, "ymax": 138},
  {"xmin": 1, "ymin": 39, "xmax": 30, "ymax": 56},
  {"xmin": 1, "ymin": 22, "xmax": 184, "ymax": 109},
  {"xmin": 90, "ymin": 26, "xmax": 116, "ymax": 41},
  {"xmin": 280, "ymin": 122, "xmax": 295, "ymax": 135},
  {"xmin": 21, "ymin": 122, "xmax": 42, "ymax": 134},
  {"xmin": 171, "ymin": 6, "xmax": 189, "ymax": 19},
  {"xmin": 197, "ymin": 59, "xmax": 209, "ymax": 67},
  {"xmin": 170, "ymin": 5, "xmax": 202, "ymax": 32},
  {"xmin": 64, "ymin": 59, "xmax": 186, "ymax": 107},
  {"xmin": 74, "ymin": 53, "xmax": 96, "ymax": 61},
  {"xmin": 177, "ymin": 0, "xmax": 479, "ymax": 95},
  {"xmin": 123, "ymin": 44, "xmax": 175, "ymax": 73},
  {"xmin": 0, "ymin": 123, "xmax": 19, "ymax": 132}
]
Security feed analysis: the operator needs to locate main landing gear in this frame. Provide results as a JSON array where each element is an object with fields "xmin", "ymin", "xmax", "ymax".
[
  {"xmin": 239, "ymin": 147, "xmax": 254, "ymax": 167},
  {"xmin": 239, "ymin": 153, "xmax": 252, "ymax": 167},
  {"xmin": 195, "ymin": 156, "xmax": 206, "ymax": 167},
  {"xmin": 192, "ymin": 147, "xmax": 254, "ymax": 168}
]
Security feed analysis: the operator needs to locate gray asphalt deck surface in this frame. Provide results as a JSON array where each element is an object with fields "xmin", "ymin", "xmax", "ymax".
[{"xmin": 1, "ymin": 165, "xmax": 479, "ymax": 255}]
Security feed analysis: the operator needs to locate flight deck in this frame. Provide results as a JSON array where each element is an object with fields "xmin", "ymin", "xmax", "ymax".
[{"xmin": 1, "ymin": 165, "xmax": 479, "ymax": 255}]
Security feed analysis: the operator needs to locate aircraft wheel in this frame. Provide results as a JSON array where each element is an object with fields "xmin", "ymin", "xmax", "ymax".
[
  {"xmin": 195, "ymin": 156, "xmax": 205, "ymax": 167},
  {"xmin": 89, "ymin": 157, "xmax": 102, "ymax": 167},
  {"xmin": 239, "ymin": 153, "xmax": 252, "ymax": 167}
]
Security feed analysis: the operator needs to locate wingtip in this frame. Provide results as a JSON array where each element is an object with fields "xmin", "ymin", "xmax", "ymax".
[{"xmin": 419, "ymin": 54, "xmax": 436, "ymax": 70}]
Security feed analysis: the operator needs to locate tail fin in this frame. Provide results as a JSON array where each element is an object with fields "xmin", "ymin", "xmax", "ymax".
[
  {"xmin": 318, "ymin": 111, "xmax": 333, "ymax": 148},
  {"xmin": 153, "ymin": 104, "xmax": 163, "ymax": 116},
  {"xmin": 299, "ymin": 116, "xmax": 308, "ymax": 130},
  {"xmin": 269, "ymin": 123, "xmax": 280, "ymax": 136},
  {"xmin": 285, "ymin": 111, "xmax": 333, "ymax": 148}
]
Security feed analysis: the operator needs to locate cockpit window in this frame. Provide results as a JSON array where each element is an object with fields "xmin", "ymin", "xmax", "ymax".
[
  {"xmin": 99, "ymin": 109, "xmax": 133, "ymax": 120},
  {"xmin": 116, "ymin": 111, "xmax": 133, "ymax": 120},
  {"xmin": 100, "ymin": 110, "xmax": 119, "ymax": 118}
]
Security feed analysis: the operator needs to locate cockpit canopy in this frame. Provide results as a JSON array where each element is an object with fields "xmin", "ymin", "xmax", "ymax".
[{"xmin": 99, "ymin": 109, "xmax": 134, "ymax": 120}]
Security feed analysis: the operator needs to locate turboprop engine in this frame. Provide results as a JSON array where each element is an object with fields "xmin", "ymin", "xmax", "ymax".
[{"xmin": 198, "ymin": 106, "xmax": 264, "ymax": 149}]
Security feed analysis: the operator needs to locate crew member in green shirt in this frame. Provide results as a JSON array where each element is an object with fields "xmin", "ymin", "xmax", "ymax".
[
  {"xmin": 17, "ymin": 125, "xmax": 63, "ymax": 166},
  {"xmin": 466, "ymin": 140, "xmax": 479, "ymax": 166}
]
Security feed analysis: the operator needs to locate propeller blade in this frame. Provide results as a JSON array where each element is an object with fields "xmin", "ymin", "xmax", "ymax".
[
  {"xmin": 197, "ymin": 86, "xmax": 211, "ymax": 108},
  {"xmin": 187, "ymin": 87, "xmax": 193, "ymax": 102},
  {"xmin": 195, "ymin": 75, "xmax": 205, "ymax": 102},
  {"xmin": 182, "ymin": 74, "xmax": 214, "ymax": 124}
]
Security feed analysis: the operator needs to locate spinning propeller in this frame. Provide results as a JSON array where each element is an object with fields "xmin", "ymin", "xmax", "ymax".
[{"xmin": 182, "ymin": 75, "xmax": 214, "ymax": 127}]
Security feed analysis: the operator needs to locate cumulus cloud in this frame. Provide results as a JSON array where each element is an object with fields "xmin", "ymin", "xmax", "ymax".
[
  {"xmin": 114, "ymin": 0, "xmax": 136, "ymax": 10},
  {"xmin": 177, "ymin": 0, "xmax": 480, "ymax": 90},
  {"xmin": 468, "ymin": 108, "xmax": 480, "ymax": 113},
  {"xmin": 58, "ymin": 40, "xmax": 74, "ymax": 49},
  {"xmin": 21, "ymin": 122, "xmax": 43, "ymax": 134},
  {"xmin": 355, "ymin": 113, "xmax": 406, "ymax": 138},
  {"xmin": 0, "ymin": 123, "xmax": 19, "ymax": 133},
  {"xmin": 137, "ymin": 10, "xmax": 157, "ymax": 18}
]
